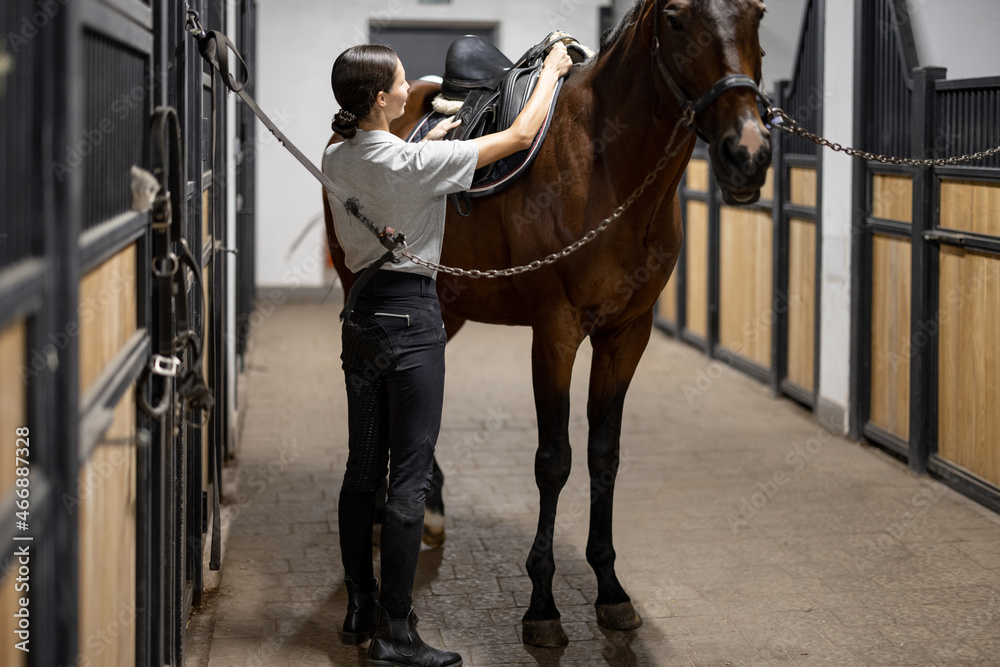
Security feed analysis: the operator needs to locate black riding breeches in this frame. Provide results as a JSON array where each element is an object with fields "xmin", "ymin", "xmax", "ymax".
[
  {"xmin": 339, "ymin": 270, "xmax": 446, "ymax": 501},
  {"xmin": 338, "ymin": 270, "xmax": 446, "ymax": 612}
]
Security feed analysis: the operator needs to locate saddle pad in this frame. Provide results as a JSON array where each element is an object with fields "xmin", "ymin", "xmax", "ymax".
[{"xmin": 404, "ymin": 79, "xmax": 563, "ymax": 199}]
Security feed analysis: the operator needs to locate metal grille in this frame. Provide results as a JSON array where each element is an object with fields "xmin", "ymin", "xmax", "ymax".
[
  {"xmin": 781, "ymin": 0, "xmax": 820, "ymax": 157},
  {"xmin": 0, "ymin": 0, "xmax": 42, "ymax": 269},
  {"xmin": 863, "ymin": 0, "xmax": 913, "ymax": 158},
  {"xmin": 81, "ymin": 29, "xmax": 148, "ymax": 231},
  {"xmin": 935, "ymin": 83, "xmax": 1000, "ymax": 171}
]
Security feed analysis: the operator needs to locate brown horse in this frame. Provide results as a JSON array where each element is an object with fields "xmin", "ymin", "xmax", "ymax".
[{"xmin": 324, "ymin": 0, "xmax": 770, "ymax": 648}]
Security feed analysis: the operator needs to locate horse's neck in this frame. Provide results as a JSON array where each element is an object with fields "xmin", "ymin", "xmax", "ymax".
[{"xmin": 579, "ymin": 28, "xmax": 692, "ymax": 203}]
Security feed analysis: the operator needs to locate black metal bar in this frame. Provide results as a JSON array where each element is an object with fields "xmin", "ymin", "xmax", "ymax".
[
  {"xmin": 783, "ymin": 154, "xmax": 819, "ymax": 168},
  {"xmin": 706, "ymin": 165, "xmax": 721, "ymax": 358},
  {"xmin": 780, "ymin": 378, "xmax": 816, "ymax": 408},
  {"xmin": 782, "ymin": 202, "xmax": 817, "ymax": 221},
  {"xmin": 908, "ymin": 67, "xmax": 947, "ymax": 475},
  {"xmin": 679, "ymin": 329, "xmax": 707, "ymax": 352},
  {"xmin": 848, "ymin": 0, "xmax": 870, "ymax": 442},
  {"xmin": 79, "ymin": 211, "xmax": 149, "ymax": 273},
  {"xmin": 78, "ymin": 330, "xmax": 150, "ymax": 460},
  {"xmin": 712, "ymin": 345, "xmax": 772, "ymax": 386},
  {"xmin": 929, "ymin": 456, "xmax": 1000, "ymax": 515},
  {"xmin": 867, "ymin": 217, "xmax": 913, "ymax": 238},
  {"xmin": 932, "ymin": 166, "xmax": 1000, "ymax": 181},
  {"xmin": 863, "ymin": 422, "xmax": 911, "ymax": 460},
  {"xmin": 675, "ymin": 172, "xmax": 689, "ymax": 338},
  {"xmin": 78, "ymin": 0, "xmax": 154, "ymax": 51},
  {"xmin": 923, "ymin": 229, "xmax": 1000, "ymax": 255},
  {"xmin": 772, "ymin": 80, "xmax": 789, "ymax": 397}
]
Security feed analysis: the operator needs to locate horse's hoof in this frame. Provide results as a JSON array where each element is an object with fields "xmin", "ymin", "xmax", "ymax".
[
  {"xmin": 521, "ymin": 619, "xmax": 568, "ymax": 648},
  {"xmin": 421, "ymin": 510, "xmax": 445, "ymax": 548},
  {"xmin": 596, "ymin": 601, "xmax": 643, "ymax": 631}
]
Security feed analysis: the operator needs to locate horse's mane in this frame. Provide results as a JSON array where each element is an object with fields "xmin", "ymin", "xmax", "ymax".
[{"xmin": 599, "ymin": 0, "xmax": 645, "ymax": 52}]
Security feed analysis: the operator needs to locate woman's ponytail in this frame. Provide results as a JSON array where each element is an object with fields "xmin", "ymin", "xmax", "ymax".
[{"xmin": 331, "ymin": 108, "xmax": 359, "ymax": 138}]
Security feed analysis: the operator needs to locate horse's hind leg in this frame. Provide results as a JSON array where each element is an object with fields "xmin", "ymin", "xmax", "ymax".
[
  {"xmin": 521, "ymin": 319, "xmax": 582, "ymax": 648},
  {"xmin": 584, "ymin": 310, "xmax": 652, "ymax": 631}
]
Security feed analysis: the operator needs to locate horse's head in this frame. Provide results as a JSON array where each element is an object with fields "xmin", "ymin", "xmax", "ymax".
[{"xmin": 651, "ymin": 0, "xmax": 772, "ymax": 205}]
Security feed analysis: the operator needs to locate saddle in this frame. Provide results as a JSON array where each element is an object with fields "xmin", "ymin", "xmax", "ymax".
[{"xmin": 405, "ymin": 32, "xmax": 594, "ymax": 215}]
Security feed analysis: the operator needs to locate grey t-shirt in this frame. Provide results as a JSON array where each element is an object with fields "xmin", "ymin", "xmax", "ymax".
[{"xmin": 322, "ymin": 129, "xmax": 479, "ymax": 278}]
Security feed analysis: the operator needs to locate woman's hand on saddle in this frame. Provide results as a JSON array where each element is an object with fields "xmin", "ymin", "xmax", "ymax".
[
  {"xmin": 423, "ymin": 116, "xmax": 462, "ymax": 142},
  {"xmin": 542, "ymin": 42, "xmax": 573, "ymax": 79}
]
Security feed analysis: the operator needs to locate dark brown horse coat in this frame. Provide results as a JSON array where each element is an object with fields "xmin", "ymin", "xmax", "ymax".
[{"xmin": 324, "ymin": 0, "xmax": 770, "ymax": 647}]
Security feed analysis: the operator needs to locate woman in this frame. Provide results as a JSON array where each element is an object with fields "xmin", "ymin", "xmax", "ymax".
[{"xmin": 323, "ymin": 41, "xmax": 572, "ymax": 667}]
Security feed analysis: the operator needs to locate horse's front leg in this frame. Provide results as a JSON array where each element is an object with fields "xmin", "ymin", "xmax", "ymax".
[
  {"xmin": 585, "ymin": 310, "xmax": 652, "ymax": 631},
  {"xmin": 521, "ymin": 315, "xmax": 582, "ymax": 648}
]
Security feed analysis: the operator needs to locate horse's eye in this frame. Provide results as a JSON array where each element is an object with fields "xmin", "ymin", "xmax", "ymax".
[{"xmin": 666, "ymin": 15, "xmax": 684, "ymax": 31}]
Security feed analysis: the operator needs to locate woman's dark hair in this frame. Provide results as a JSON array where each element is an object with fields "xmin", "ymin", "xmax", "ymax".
[{"xmin": 331, "ymin": 44, "xmax": 399, "ymax": 138}]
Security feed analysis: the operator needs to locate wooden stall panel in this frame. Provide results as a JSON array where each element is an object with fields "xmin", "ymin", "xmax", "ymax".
[
  {"xmin": 685, "ymin": 200, "xmax": 709, "ymax": 339},
  {"xmin": 77, "ymin": 385, "xmax": 137, "ymax": 667},
  {"xmin": 0, "ymin": 321, "xmax": 26, "ymax": 498},
  {"xmin": 78, "ymin": 244, "xmax": 138, "ymax": 394},
  {"xmin": 789, "ymin": 167, "xmax": 817, "ymax": 208},
  {"xmin": 940, "ymin": 180, "xmax": 1000, "ymax": 237},
  {"xmin": 938, "ymin": 247, "xmax": 1000, "ymax": 487},
  {"xmin": 657, "ymin": 279, "xmax": 678, "ymax": 326},
  {"xmin": 786, "ymin": 219, "xmax": 816, "ymax": 392},
  {"xmin": 872, "ymin": 174, "xmax": 913, "ymax": 223},
  {"xmin": 0, "ymin": 320, "xmax": 27, "ymax": 667},
  {"xmin": 760, "ymin": 166, "xmax": 775, "ymax": 203},
  {"xmin": 686, "ymin": 159, "xmax": 710, "ymax": 192},
  {"xmin": 869, "ymin": 235, "xmax": 912, "ymax": 440},
  {"xmin": 719, "ymin": 207, "xmax": 772, "ymax": 367}
]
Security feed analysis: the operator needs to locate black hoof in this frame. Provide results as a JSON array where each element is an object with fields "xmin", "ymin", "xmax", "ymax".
[
  {"xmin": 595, "ymin": 601, "xmax": 642, "ymax": 631},
  {"xmin": 521, "ymin": 619, "xmax": 568, "ymax": 648},
  {"xmin": 422, "ymin": 510, "xmax": 445, "ymax": 548}
]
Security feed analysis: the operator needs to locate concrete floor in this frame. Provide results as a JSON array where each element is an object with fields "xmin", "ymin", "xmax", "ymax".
[{"xmin": 185, "ymin": 299, "xmax": 1000, "ymax": 666}]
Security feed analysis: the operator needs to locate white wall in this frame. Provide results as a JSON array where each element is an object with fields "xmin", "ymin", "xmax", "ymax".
[
  {"xmin": 255, "ymin": 0, "xmax": 603, "ymax": 289},
  {"xmin": 907, "ymin": 0, "xmax": 1000, "ymax": 79},
  {"xmin": 817, "ymin": 0, "xmax": 855, "ymax": 434}
]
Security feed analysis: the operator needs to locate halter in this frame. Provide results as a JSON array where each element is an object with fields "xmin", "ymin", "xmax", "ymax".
[{"xmin": 650, "ymin": 0, "xmax": 772, "ymax": 134}]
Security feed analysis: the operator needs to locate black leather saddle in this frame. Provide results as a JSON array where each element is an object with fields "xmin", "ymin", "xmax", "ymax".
[
  {"xmin": 441, "ymin": 37, "xmax": 514, "ymax": 100},
  {"xmin": 406, "ymin": 33, "xmax": 593, "ymax": 214}
]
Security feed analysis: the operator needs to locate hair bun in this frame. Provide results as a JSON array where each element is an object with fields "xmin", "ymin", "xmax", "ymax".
[{"xmin": 331, "ymin": 108, "xmax": 359, "ymax": 138}]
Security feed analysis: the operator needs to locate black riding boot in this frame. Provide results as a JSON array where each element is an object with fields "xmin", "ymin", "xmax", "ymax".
[
  {"xmin": 340, "ymin": 577, "xmax": 378, "ymax": 645},
  {"xmin": 368, "ymin": 606, "xmax": 462, "ymax": 667}
]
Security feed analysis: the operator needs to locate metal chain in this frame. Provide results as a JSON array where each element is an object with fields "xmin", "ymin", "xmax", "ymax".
[
  {"xmin": 404, "ymin": 118, "xmax": 693, "ymax": 278},
  {"xmin": 769, "ymin": 107, "xmax": 1000, "ymax": 167}
]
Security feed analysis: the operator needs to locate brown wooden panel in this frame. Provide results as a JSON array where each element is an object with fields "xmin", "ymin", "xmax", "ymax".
[
  {"xmin": 938, "ymin": 247, "xmax": 1000, "ymax": 487},
  {"xmin": 869, "ymin": 235, "xmax": 912, "ymax": 440},
  {"xmin": 657, "ymin": 278, "xmax": 678, "ymax": 326},
  {"xmin": 0, "ymin": 320, "xmax": 27, "ymax": 666},
  {"xmin": 872, "ymin": 174, "xmax": 913, "ymax": 223},
  {"xmin": 760, "ymin": 166, "xmax": 775, "ymax": 202},
  {"xmin": 719, "ymin": 206, "xmax": 772, "ymax": 367},
  {"xmin": 685, "ymin": 201, "xmax": 709, "ymax": 338},
  {"xmin": 686, "ymin": 159, "xmax": 710, "ymax": 192},
  {"xmin": 77, "ymin": 384, "xmax": 137, "ymax": 666},
  {"xmin": 789, "ymin": 167, "xmax": 817, "ymax": 208},
  {"xmin": 203, "ymin": 186, "xmax": 211, "ymax": 244},
  {"xmin": 79, "ymin": 244, "xmax": 138, "ymax": 394},
  {"xmin": 786, "ymin": 218, "xmax": 816, "ymax": 391},
  {"xmin": 0, "ymin": 321, "xmax": 27, "ymax": 498},
  {"xmin": 940, "ymin": 180, "xmax": 1000, "ymax": 237}
]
